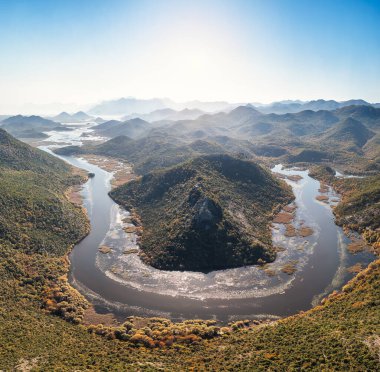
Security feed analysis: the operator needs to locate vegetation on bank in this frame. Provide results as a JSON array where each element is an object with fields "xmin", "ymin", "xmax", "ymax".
[
  {"xmin": 0, "ymin": 129, "xmax": 89, "ymax": 255},
  {"xmin": 334, "ymin": 175, "xmax": 380, "ymax": 252},
  {"xmin": 1, "ymin": 249, "xmax": 379, "ymax": 370},
  {"xmin": 309, "ymin": 164, "xmax": 380, "ymax": 252},
  {"xmin": 0, "ymin": 129, "xmax": 90, "ymax": 325}
]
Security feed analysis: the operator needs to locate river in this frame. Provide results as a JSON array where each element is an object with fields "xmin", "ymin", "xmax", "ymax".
[{"xmin": 40, "ymin": 123, "xmax": 374, "ymax": 322}]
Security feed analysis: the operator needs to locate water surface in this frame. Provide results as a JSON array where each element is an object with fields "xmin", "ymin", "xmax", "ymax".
[{"xmin": 40, "ymin": 125, "xmax": 374, "ymax": 322}]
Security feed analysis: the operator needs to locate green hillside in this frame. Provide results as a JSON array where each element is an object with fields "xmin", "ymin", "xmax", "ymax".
[
  {"xmin": 110, "ymin": 154, "xmax": 293, "ymax": 271},
  {"xmin": 323, "ymin": 117, "xmax": 375, "ymax": 149},
  {"xmin": 0, "ymin": 128, "xmax": 89, "ymax": 255}
]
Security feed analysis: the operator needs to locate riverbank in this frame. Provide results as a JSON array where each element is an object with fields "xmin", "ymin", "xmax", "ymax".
[
  {"xmin": 62, "ymin": 158, "xmax": 375, "ymax": 323},
  {"xmin": 34, "ymin": 125, "xmax": 376, "ymax": 324}
]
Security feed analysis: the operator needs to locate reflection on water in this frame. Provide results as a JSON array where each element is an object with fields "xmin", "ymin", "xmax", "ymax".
[{"xmin": 40, "ymin": 124, "xmax": 375, "ymax": 321}]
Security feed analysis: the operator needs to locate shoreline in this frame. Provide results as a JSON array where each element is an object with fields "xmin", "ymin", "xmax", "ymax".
[{"xmin": 50, "ymin": 149, "xmax": 377, "ymax": 332}]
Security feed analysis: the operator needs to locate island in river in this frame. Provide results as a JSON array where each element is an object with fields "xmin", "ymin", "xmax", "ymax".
[{"xmin": 110, "ymin": 154, "xmax": 294, "ymax": 272}]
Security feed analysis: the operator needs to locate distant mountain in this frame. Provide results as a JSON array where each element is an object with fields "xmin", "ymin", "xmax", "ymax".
[
  {"xmin": 323, "ymin": 118, "xmax": 375, "ymax": 148},
  {"xmin": 52, "ymin": 112, "xmax": 73, "ymax": 122},
  {"xmin": 88, "ymin": 97, "xmax": 238, "ymax": 117},
  {"xmin": 334, "ymin": 105, "xmax": 380, "ymax": 131},
  {"xmin": 94, "ymin": 116, "xmax": 106, "ymax": 124},
  {"xmin": 92, "ymin": 119, "xmax": 122, "ymax": 132},
  {"xmin": 71, "ymin": 111, "xmax": 93, "ymax": 121},
  {"xmin": 88, "ymin": 97, "xmax": 174, "ymax": 116},
  {"xmin": 55, "ymin": 133, "xmax": 230, "ymax": 175},
  {"xmin": 93, "ymin": 118, "xmax": 150, "ymax": 139},
  {"xmin": 226, "ymin": 105, "xmax": 263, "ymax": 126},
  {"xmin": 123, "ymin": 108, "xmax": 205, "ymax": 122},
  {"xmin": 254, "ymin": 99, "xmax": 373, "ymax": 114},
  {"xmin": 180, "ymin": 100, "xmax": 236, "ymax": 113},
  {"xmin": 0, "ymin": 115, "xmax": 10, "ymax": 122},
  {"xmin": 52, "ymin": 111, "xmax": 93, "ymax": 123},
  {"xmin": 0, "ymin": 115, "xmax": 62, "ymax": 138},
  {"xmin": 110, "ymin": 154, "xmax": 293, "ymax": 271}
]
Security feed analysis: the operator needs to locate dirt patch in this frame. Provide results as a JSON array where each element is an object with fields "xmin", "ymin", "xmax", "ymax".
[
  {"xmin": 318, "ymin": 182, "xmax": 329, "ymax": 193},
  {"xmin": 65, "ymin": 184, "xmax": 83, "ymax": 206},
  {"xmin": 16, "ymin": 357, "xmax": 40, "ymax": 371},
  {"xmin": 281, "ymin": 260, "xmax": 298, "ymax": 275},
  {"xmin": 287, "ymin": 175, "xmax": 303, "ymax": 182},
  {"xmin": 264, "ymin": 269, "xmax": 276, "ymax": 277},
  {"xmin": 274, "ymin": 173, "xmax": 302, "ymax": 182},
  {"xmin": 347, "ymin": 240, "xmax": 367, "ymax": 254},
  {"xmin": 99, "ymin": 245, "xmax": 112, "ymax": 254},
  {"xmin": 124, "ymin": 248, "xmax": 139, "ymax": 255},
  {"xmin": 298, "ymin": 227, "xmax": 314, "ymax": 237},
  {"xmin": 283, "ymin": 205, "xmax": 296, "ymax": 213},
  {"xmin": 83, "ymin": 306, "xmax": 119, "ymax": 327},
  {"xmin": 273, "ymin": 212, "xmax": 294, "ymax": 224},
  {"xmin": 284, "ymin": 225, "xmax": 297, "ymax": 237},
  {"xmin": 316, "ymin": 195, "xmax": 329, "ymax": 202},
  {"xmin": 347, "ymin": 263, "xmax": 363, "ymax": 274},
  {"xmin": 363, "ymin": 335, "xmax": 380, "ymax": 362}
]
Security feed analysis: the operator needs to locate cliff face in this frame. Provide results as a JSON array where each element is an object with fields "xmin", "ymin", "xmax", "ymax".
[{"xmin": 111, "ymin": 154, "xmax": 294, "ymax": 272}]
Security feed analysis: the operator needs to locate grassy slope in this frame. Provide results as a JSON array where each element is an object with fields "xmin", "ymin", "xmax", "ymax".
[
  {"xmin": 0, "ymin": 129, "xmax": 90, "ymax": 327},
  {"xmin": 0, "ymin": 129, "xmax": 89, "ymax": 255},
  {"xmin": 1, "ymin": 254, "xmax": 379, "ymax": 370},
  {"xmin": 110, "ymin": 154, "xmax": 293, "ymax": 271},
  {"xmin": 55, "ymin": 134, "xmax": 230, "ymax": 175},
  {"xmin": 334, "ymin": 175, "xmax": 380, "ymax": 250}
]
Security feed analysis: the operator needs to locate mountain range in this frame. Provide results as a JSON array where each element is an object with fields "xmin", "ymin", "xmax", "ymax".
[
  {"xmin": 51, "ymin": 111, "xmax": 94, "ymax": 123},
  {"xmin": 0, "ymin": 115, "xmax": 65, "ymax": 138}
]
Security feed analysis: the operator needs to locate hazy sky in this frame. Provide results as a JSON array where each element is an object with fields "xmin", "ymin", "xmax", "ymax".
[{"xmin": 0, "ymin": 0, "xmax": 379, "ymax": 112}]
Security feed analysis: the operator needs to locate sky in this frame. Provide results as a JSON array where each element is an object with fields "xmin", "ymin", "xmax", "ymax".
[{"xmin": 0, "ymin": 0, "xmax": 379, "ymax": 113}]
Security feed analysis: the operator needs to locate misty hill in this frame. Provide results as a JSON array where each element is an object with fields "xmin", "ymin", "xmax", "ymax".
[
  {"xmin": 322, "ymin": 118, "xmax": 375, "ymax": 149},
  {"xmin": 110, "ymin": 154, "xmax": 293, "ymax": 271},
  {"xmin": 255, "ymin": 99, "xmax": 373, "ymax": 114},
  {"xmin": 0, "ymin": 115, "xmax": 10, "ymax": 122},
  {"xmin": 88, "ymin": 97, "xmax": 237, "ymax": 117},
  {"xmin": 60, "ymin": 103, "xmax": 380, "ymax": 173},
  {"xmin": 55, "ymin": 134, "xmax": 230, "ymax": 174},
  {"xmin": 0, "ymin": 115, "xmax": 63, "ymax": 138},
  {"xmin": 287, "ymin": 149, "xmax": 333, "ymax": 163},
  {"xmin": 88, "ymin": 97, "xmax": 173, "ymax": 116},
  {"xmin": 179, "ymin": 100, "xmax": 236, "ymax": 112},
  {"xmin": 52, "ymin": 111, "xmax": 93, "ymax": 123},
  {"xmin": 123, "ymin": 108, "xmax": 205, "ymax": 122},
  {"xmin": 158, "ymin": 105, "xmax": 342, "ymax": 142},
  {"xmin": 334, "ymin": 105, "xmax": 380, "ymax": 131},
  {"xmin": 52, "ymin": 112, "xmax": 72, "ymax": 122},
  {"xmin": 93, "ymin": 118, "xmax": 150, "ymax": 139},
  {"xmin": 94, "ymin": 116, "xmax": 106, "ymax": 124}
]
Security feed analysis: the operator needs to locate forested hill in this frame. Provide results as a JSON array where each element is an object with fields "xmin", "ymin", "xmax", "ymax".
[
  {"xmin": 0, "ymin": 128, "xmax": 68, "ymax": 174},
  {"xmin": 0, "ymin": 128, "xmax": 89, "ymax": 255},
  {"xmin": 110, "ymin": 154, "xmax": 293, "ymax": 271}
]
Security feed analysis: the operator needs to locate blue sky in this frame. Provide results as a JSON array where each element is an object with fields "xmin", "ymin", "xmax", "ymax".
[{"xmin": 0, "ymin": 0, "xmax": 379, "ymax": 111}]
